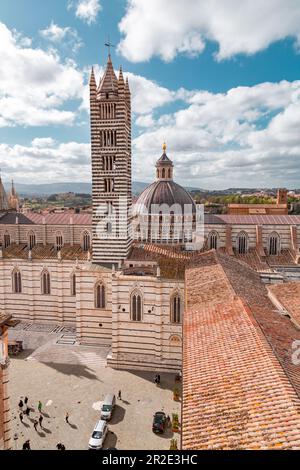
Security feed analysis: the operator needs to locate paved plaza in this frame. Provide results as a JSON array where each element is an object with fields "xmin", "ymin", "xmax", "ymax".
[{"xmin": 8, "ymin": 323, "xmax": 181, "ymax": 450}]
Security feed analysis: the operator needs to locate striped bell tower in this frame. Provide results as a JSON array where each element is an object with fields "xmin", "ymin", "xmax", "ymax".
[{"xmin": 90, "ymin": 54, "xmax": 132, "ymax": 264}]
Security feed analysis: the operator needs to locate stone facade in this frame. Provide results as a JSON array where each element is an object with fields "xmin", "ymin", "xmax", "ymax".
[
  {"xmin": 0, "ymin": 315, "xmax": 11, "ymax": 450},
  {"xmin": 90, "ymin": 56, "xmax": 132, "ymax": 264}
]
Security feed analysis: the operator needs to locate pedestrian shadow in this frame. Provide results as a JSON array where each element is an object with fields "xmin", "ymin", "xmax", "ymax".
[
  {"xmin": 41, "ymin": 427, "xmax": 52, "ymax": 434},
  {"xmin": 21, "ymin": 421, "xmax": 30, "ymax": 428},
  {"xmin": 41, "ymin": 412, "xmax": 50, "ymax": 418},
  {"xmin": 37, "ymin": 430, "xmax": 46, "ymax": 438},
  {"xmin": 109, "ymin": 405, "xmax": 126, "ymax": 425},
  {"xmin": 68, "ymin": 422, "xmax": 78, "ymax": 430},
  {"xmin": 120, "ymin": 399, "xmax": 130, "ymax": 405}
]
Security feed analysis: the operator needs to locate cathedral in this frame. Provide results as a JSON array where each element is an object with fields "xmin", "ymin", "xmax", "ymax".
[{"xmin": 0, "ymin": 53, "xmax": 300, "ymax": 373}]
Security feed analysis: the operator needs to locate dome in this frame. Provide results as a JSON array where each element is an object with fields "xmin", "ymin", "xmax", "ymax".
[{"xmin": 132, "ymin": 180, "xmax": 196, "ymax": 216}]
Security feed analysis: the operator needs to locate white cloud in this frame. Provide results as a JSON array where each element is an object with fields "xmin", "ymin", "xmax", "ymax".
[
  {"xmin": 0, "ymin": 22, "xmax": 84, "ymax": 127},
  {"xmin": 0, "ymin": 141, "xmax": 91, "ymax": 183},
  {"xmin": 31, "ymin": 137, "xmax": 56, "ymax": 148},
  {"xmin": 68, "ymin": 0, "xmax": 101, "ymax": 25},
  {"xmin": 39, "ymin": 22, "xmax": 83, "ymax": 53},
  {"xmin": 132, "ymin": 80, "xmax": 300, "ymax": 188},
  {"xmin": 118, "ymin": 0, "xmax": 300, "ymax": 62}
]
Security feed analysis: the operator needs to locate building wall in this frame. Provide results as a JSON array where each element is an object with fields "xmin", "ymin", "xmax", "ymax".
[
  {"xmin": 0, "ymin": 324, "xmax": 10, "ymax": 450},
  {"xmin": 109, "ymin": 272, "xmax": 183, "ymax": 372},
  {"xmin": 0, "ymin": 258, "xmax": 83, "ymax": 325},
  {"xmin": 76, "ymin": 265, "xmax": 112, "ymax": 346},
  {"xmin": 0, "ymin": 223, "xmax": 91, "ymax": 248}
]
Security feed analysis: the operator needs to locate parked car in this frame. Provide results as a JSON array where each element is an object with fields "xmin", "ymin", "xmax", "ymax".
[
  {"xmin": 88, "ymin": 420, "xmax": 108, "ymax": 450},
  {"xmin": 101, "ymin": 394, "xmax": 116, "ymax": 421},
  {"xmin": 152, "ymin": 411, "xmax": 167, "ymax": 434}
]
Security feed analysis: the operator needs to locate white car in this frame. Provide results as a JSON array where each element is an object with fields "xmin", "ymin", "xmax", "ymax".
[
  {"xmin": 101, "ymin": 394, "xmax": 116, "ymax": 421},
  {"xmin": 88, "ymin": 420, "xmax": 108, "ymax": 450}
]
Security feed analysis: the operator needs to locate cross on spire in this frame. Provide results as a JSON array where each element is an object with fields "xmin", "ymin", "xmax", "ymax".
[{"xmin": 105, "ymin": 37, "xmax": 115, "ymax": 56}]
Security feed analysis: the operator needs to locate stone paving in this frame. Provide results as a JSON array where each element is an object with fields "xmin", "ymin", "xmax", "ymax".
[{"xmin": 8, "ymin": 324, "xmax": 181, "ymax": 450}]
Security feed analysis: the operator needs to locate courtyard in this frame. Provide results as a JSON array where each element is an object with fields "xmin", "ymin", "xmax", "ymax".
[{"xmin": 8, "ymin": 323, "xmax": 181, "ymax": 450}]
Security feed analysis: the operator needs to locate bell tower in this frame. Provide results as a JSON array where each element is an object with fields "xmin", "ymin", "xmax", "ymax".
[{"xmin": 90, "ymin": 54, "xmax": 132, "ymax": 264}]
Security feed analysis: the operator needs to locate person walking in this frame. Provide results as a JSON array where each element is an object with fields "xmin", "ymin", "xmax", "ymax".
[
  {"xmin": 118, "ymin": 390, "xmax": 121, "ymax": 400},
  {"xmin": 24, "ymin": 396, "xmax": 28, "ymax": 406},
  {"xmin": 157, "ymin": 374, "xmax": 161, "ymax": 385},
  {"xmin": 60, "ymin": 444, "xmax": 66, "ymax": 450},
  {"xmin": 56, "ymin": 443, "xmax": 62, "ymax": 450},
  {"xmin": 18, "ymin": 399, "xmax": 24, "ymax": 410},
  {"xmin": 22, "ymin": 439, "xmax": 31, "ymax": 450},
  {"xmin": 19, "ymin": 411, "xmax": 24, "ymax": 423},
  {"xmin": 25, "ymin": 406, "xmax": 30, "ymax": 417},
  {"xmin": 39, "ymin": 414, "xmax": 43, "ymax": 428},
  {"xmin": 33, "ymin": 419, "xmax": 38, "ymax": 432},
  {"xmin": 38, "ymin": 401, "xmax": 42, "ymax": 413},
  {"xmin": 65, "ymin": 412, "xmax": 69, "ymax": 424}
]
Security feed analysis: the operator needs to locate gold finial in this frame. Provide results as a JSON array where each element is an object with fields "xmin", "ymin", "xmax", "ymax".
[{"xmin": 162, "ymin": 142, "xmax": 167, "ymax": 152}]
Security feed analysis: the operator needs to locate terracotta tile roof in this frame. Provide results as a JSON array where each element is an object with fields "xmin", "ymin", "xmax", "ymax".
[
  {"xmin": 127, "ymin": 243, "xmax": 191, "ymax": 280},
  {"xmin": 3, "ymin": 243, "xmax": 89, "ymax": 260},
  {"xmin": 213, "ymin": 251, "xmax": 300, "ymax": 394},
  {"xmin": 265, "ymin": 249, "xmax": 296, "ymax": 266},
  {"xmin": 183, "ymin": 296, "xmax": 300, "ymax": 450},
  {"xmin": 205, "ymin": 214, "xmax": 300, "ymax": 225},
  {"xmin": 268, "ymin": 283, "xmax": 300, "ymax": 328},
  {"xmin": 183, "ymin": 251, "xmax": 300, "ymax": 449},
  {"xmin": 25, "ymin": 212, "xmax": 91, "ymax": 225},
  {"xmin": 234, "ymin": 248, "xmax": 270, "ymax": 271}
]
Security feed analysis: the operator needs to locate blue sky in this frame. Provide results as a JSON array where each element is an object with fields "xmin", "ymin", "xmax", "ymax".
[{"xmin": 0, "ymin": 0, "xmax": 300, "ymax": 189}]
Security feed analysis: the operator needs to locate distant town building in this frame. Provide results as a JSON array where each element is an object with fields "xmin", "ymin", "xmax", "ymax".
[{"xmin": 227, "ymin": 188, "xmax": 288, "ymax": 215}]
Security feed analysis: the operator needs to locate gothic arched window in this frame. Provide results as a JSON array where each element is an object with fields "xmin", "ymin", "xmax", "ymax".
[
  {"xmin": 12, "ymin": 268, "xmax": 22, "ymax": 294},
  {"xmin": 162, "ymin": 168, "xmax": 166, "ymax": 178},
  {"xmin": 268, "ymin": 232, "xmax": 280, "ymax": 256},
  {"xmin": 28, "ymin": 231, "xmax": 36, "ymax": 250},
  {"xmin": 236, "ymin": 231, "xmax": 248, "ymax": 254},
  {"xmin": 82, "ymin": 231, "xmax": 91, "ymax": 251},
  {"xmin": 171, "ymin": 293, "xmax": 181, "ymax": 323},
  {"xmin": 55, "ymin": 232, "xmax": 63, "ymax": 251},
  {"xmin": 95, "ymin": 282, "xmax": 105, "ymax": 309},
  {"xmin": 208, "ymin": 231, "xmax": 218, "ymax": 250},
  {"xmin": 131, "ymin": 291, "xmax": 142, "ymax": 321},
  {"xmin": 41, "ymin": 270, "xmax": 51, "ymax": 295}
]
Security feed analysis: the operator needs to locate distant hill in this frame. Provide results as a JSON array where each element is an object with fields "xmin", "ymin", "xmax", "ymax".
[{"xmin": 3, "ymin": 181, "xmax": 201, "ymax": 197}]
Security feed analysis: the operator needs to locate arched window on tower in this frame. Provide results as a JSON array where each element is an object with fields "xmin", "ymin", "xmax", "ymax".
[
  {"xmin": 28, "ymin": 231, "xmax": 36, "ymax": 250},
  {"xmin": 70, "ymin": 273, "xmax": 76, "ymax": 296},
  {"xmin": 82, "ymin": 231, "xmax": 91, "ymax": 251},
  {"xmin": 170, "ymin": 293, "xmax": 182, "ymax": 323},
  {"xmin": 268, "ymin": 232, "xmax": 280, "ymax": 255},
  {"xmin": 95, "ymin": 282, "xmax": 105, "ymax": 309},
  {"xmin": 131, "ymin": 290, "xmax": 142, "ymax": 321},
  {"xmin": 41, "ymin": 270, "xmax": 51, "ymax": 295},
  {"xmin": 12, "ymin": 268, "xmax": 22, "ymax": 294},
  {"xmin": 4, "ymin": 232, "xmax": 10, "ymax": 249},
  {"xmin": 208, "ymin": 231, "xmax": 218, "ymax": 250},
  {"xmin": 162, "ymin": 168, "xmax": 165, "ymax": 178},
  {"xmin": 236, "ymin": 231, "xmax": 248, "ymax": 254}
]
